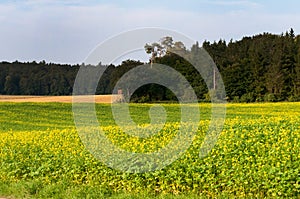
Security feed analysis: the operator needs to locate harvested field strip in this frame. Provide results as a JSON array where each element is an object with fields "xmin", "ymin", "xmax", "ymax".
[{"xmin": 0, "ymin": 95, "xmax": 123, "ymax": 103}]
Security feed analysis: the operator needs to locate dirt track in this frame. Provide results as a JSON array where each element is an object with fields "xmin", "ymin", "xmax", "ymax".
[{"xmin": 0, "ymin": 95, "xmax": 123, "ymax": 103}]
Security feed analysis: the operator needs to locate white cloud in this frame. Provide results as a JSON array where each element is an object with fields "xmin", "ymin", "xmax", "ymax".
[
  {"xmin": 0, "ymin": 1, "xmax": 300, "ymax": 64},
  {"xmin": 209, "ymin": 0, "xmax": 261, "ymax": 7}
]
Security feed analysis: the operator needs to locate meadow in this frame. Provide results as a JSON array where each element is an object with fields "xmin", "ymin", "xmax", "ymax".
[{"xmin": 0, "ymin": 102, "xmax": 299, "ymax": 198}]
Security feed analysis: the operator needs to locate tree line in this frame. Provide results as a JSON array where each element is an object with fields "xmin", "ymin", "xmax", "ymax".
[{"xmin": 1, "ymin": 28, "xmax": 300, "ymax": 102}]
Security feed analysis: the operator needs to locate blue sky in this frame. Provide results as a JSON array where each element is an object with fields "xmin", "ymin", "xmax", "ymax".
[{"xmin": 0, "ymin": 0, "xmax": 300, "ymax": 64}]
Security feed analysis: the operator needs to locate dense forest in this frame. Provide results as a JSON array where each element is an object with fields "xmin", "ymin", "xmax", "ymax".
[{"xmin": 1, "ymin": 29, "xmax": 300, "ymax": 102}]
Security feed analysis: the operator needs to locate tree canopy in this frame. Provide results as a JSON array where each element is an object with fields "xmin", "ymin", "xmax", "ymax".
[{"xmin": 1, "ymin": 29, "xmax": 300, "ymax": 102}]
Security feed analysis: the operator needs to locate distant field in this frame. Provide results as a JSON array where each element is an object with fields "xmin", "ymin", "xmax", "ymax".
[{"xmin": 0, "ymin": 95, "xmax": 123, "ymax": 103}]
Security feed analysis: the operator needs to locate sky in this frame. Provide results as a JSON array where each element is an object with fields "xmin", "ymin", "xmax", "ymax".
[{"xmin": 0, "ymin": 0, "xmax": 300, "ymax": 64}]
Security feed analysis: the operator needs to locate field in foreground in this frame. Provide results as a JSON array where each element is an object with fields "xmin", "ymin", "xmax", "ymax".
[{"xmin": 0, "ymin": 102, "xmax": 299, "ymax": 198}]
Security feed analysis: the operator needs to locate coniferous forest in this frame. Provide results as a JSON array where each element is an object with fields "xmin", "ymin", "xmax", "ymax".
[{"xmin": 1, "ymin": 29, "xmax": 300, "ymax": 102}]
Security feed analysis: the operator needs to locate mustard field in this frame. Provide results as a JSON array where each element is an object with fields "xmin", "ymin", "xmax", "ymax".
[{"xmin": 0, "ymin": 102, "xmax": 299, "ymax": 198}]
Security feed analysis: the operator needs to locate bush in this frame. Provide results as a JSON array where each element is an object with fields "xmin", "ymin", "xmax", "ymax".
[
  {"xmin": 232, "ymin": 96, "xmax": 240, "ymax": 103},
  {"xmin": 288, "ymin": 95, "xmax": 300, "ymax": 102},
  {"xmin": 240, "ymin": 93, "xmax": 255, "ymax": 103},
  {"xmin": 264, "ymin": 93, "xmax": 276, "ymax": 102},
  {"xmin": 255, "ymin": 95, "xmax": 263, "ymax": 102}
]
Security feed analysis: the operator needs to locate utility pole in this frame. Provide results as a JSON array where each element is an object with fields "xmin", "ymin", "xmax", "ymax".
[
  {"xmin": 213, "ymin": 67, "xmax": 216, "ymax": 90},
  {"xmin": 150, "ymin": 52, "xmax": 154, "ymax": 69}
]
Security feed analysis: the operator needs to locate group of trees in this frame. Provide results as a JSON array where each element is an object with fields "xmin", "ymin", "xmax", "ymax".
[
  {"xmin": 1, "ymin": 29, "xmax": 300, "ymax": 102},
  {"xmin": 204, "ymin": 28, "xmax": 300, "ymax": 102},
  {"xmin": 0, "ymin": 61, "xmax": 78, "ymax": 95}
]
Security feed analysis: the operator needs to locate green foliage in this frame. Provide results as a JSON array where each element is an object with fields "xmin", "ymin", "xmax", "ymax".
[
  {"xmin": 0, "ymin": 102, "xmax": 300, "ymax": 198},
  {"xmin": 1, "ymin": 29, "xmax": 300, "ymax": 102},
  {"xmin": 264, "ymin": 93, "xmax": 277, "ymax": 102},
  {"xmin": 240, "ymin": 92, "xmax": 255, "ymax": 103},
  {"xmin": 232, "ymin": 96, "xmax": 240, "ymax": 103}
]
